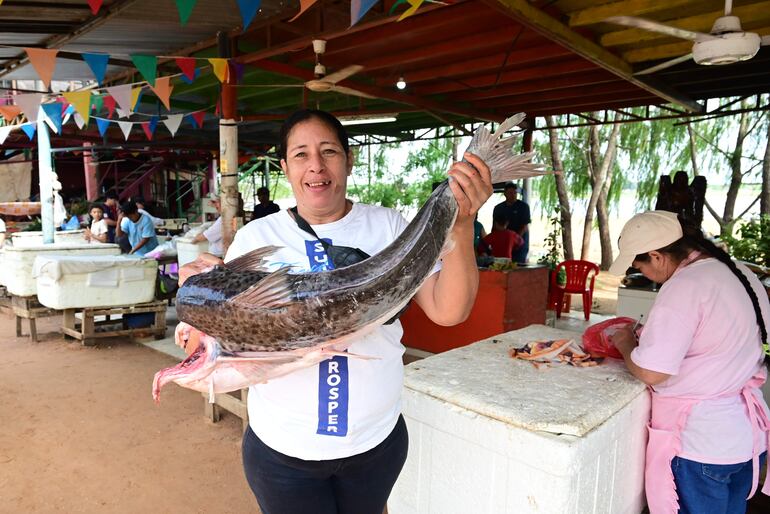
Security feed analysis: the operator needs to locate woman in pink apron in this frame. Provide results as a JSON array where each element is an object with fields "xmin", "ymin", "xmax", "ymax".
[{"xmin": 610, "ymin": 210, "xmax": 770, "ymax": 514}]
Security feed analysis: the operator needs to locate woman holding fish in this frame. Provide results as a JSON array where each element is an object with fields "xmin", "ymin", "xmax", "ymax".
[
  {"xmin": 173, "ymin": 109, "xmax": 544, "ymax": 514},
  {"xmin": 609, "ymin": 210, "xmax": 770, "ymax": 514}
]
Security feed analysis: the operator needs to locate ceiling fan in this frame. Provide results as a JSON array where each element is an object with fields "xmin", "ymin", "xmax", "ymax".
[
  {"xmin": 302, "ymin": 39, "xmax": 375, "ymax": 99},
  {"xmin": 606, "ymin": 0, "xmax": 770, "ymax": 75}
]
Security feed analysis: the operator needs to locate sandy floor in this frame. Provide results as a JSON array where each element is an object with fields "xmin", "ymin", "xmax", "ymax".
[{"xmin": 0, "ymin": 311, "xmax": 259, "ymax": 514}]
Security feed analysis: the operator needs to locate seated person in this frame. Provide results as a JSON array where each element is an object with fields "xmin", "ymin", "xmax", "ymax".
[
  {"xmin": 192, "ymin": 193, "xmax": 223, "ymax": 257},
  {"xmin": 134, "ymin": 197, "xmax": 164, "ymax": 227},
  {"xmin": 116, "ymin": 200, "xmax": 159, "ymax": 256},
  {"xmin": 252, "ymin": 186, "xmax": 280, "ymax": 220},
  {"xmin": 84, "ymin": 204, "xmax": 109, "ymax": 243},
  {"xmin": 480, "ymin": 214, "xmax": 524, "ymax": 259}
]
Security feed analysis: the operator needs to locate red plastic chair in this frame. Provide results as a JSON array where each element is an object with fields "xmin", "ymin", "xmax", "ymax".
[{"xmin": 551, "ymin": 259, "xmax": 600, "ymax": 320}]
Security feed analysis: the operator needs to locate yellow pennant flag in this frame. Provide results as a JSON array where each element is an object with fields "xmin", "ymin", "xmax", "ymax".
[
  {"xmin": 63, "ymin": 91, "xmax": 92, "ymax": 127},
  {"xmin": 130, "ymin": 87, "xmax": 142, "ymax": 110},
  {"xmin": 208, "ymin": 58, "xmax": 229, "ymax": 83},
  {"xmin": 398, "ymin": 0, "xmax": 425, "ymax": 21},
  {"xmin": 149, "ymin": 76, "xmax": 174, "ymax": 110}
]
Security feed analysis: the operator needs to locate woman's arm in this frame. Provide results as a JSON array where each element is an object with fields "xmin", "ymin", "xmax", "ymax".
[
  {"xmin": 414, "ymin": 152, "xmax": 492, "ymax": 326},
  {"xmin": 612, "ymin": 326, "xmax": 671, "ymax": 385}
]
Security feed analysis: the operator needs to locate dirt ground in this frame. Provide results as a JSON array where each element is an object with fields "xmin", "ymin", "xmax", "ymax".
[{"xmin": 0, "ymin": 311, "xmax": 259, "ymax": 514}]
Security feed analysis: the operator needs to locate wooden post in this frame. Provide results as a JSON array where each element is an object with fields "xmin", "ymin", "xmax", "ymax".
[
  {"xmin": 521, "ymin": 116, "xmax": 534, "ymax": 204},
  {"xmin": 37, "ymin": 117, "xmax": 55, "ymax": 244},
  {"xmin": 218, "ymin": 31, "xmax": 239, "ymax": 254},
  {"xmin": 83, "ymin": 141, "xmax": 99, "ymax": 201}
]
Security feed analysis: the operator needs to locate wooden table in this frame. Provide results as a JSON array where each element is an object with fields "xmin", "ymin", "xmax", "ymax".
[
  {"xmin": 202, "ymin": 389, "xmax": 249, "ymax": 430},
  {"xmin": 61, "ymin": 300, "xmax": 167, "ymax": 346},
  {"xmin": 11, "ymin": 294, "xmax": 58, "ymax": 342}
]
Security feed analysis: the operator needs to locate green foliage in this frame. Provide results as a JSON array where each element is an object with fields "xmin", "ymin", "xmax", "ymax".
[
  {"xmin": 722, "ymin": 215, "xmax": 770, "ymax": 267},
  {"xmin": 538, "ymin": 208, "xmax": 564, "ymax": 270}
]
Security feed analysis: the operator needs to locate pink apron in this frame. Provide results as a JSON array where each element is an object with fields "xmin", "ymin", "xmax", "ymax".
[{"xmin": 644, "ymin": 370, "xmax": 770, "ymax": 513}]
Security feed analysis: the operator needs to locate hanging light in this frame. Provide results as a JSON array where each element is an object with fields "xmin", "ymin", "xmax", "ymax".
[{"xmin": 396, "ymin": 76, "xmax": 406, "ymax": 90}]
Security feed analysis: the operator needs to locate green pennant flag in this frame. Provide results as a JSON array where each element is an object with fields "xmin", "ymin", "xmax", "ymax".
[
  {"xmin": 91, "ymin": 94, "xmax": 104, "ymax": 115},
  {"xmin": 131, "ymin": 54, "xmax": 157, "ymax": 87},
  {"xmin": 175, "ymin": 0, "xmax": 197, "ymax": 25}
]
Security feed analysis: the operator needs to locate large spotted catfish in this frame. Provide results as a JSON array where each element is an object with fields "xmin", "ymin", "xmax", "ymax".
[{"xmin": 153, "ymin": 114, "xmax": 546, "ymax": 401}]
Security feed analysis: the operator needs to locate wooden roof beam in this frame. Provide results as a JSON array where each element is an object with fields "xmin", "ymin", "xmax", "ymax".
[
  {"xmin": 509, "ymin": 91, "xmax": 658, "ymax": 114},
  {"xmin": 448, "ymin": 70, "xmax": 620, "ymax": 101},
  {"xmin": 482, "ymin": 0, "xmax": 704, "ymax": 112},
  {"xmin": 474, "ymin": 82, "xmax": 645, "ymax": 108},
  {"xmin": 569, "ymin": 0, "xmax": 694, "ymax": 28}
]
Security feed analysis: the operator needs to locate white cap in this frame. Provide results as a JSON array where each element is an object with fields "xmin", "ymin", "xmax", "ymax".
[{"xmin": 608, "ymin": 211, "xmax": 683, "ymax": 276}]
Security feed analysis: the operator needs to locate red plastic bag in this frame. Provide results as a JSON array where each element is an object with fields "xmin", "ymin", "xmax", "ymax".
[{"xmin": 582, "ymin": 317, "xmax": 636, "ymax": 359}]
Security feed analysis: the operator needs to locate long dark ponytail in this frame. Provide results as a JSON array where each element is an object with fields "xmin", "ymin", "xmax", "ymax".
[{"xmin": 636, "ymin": 217, "xmax": 770, "ymax": 366}]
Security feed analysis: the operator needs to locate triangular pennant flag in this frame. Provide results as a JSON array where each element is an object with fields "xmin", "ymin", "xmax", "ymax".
[
  {"xmin": 63, "ymin": 91, "xmax": 92, "ymax": 126},
  {"xmin": 397, "ymin": 0, "xmax": 424, "ymax": 21},
  {"xmin": 14, "ymin": 93, "xmax": 44, "ymax": 123},
  {"xmin": 24, "ymin": 48, "xmax": 58, "ymax": 89},
  {"xmin": 0, "ymin": 126, "xmax": 12, "ymax": 145},
  {"xmin": 149, "ymin": 76, "xmax": 173, "ymax": 110},
  {"xmin": 21, "ymin": 123, "xmax": 37, "ymax": 141},
  {"xmin": 208, "ymin": 58, "xmax": 229, "ymax": 83},
  {"xmin": 175, "ymin": 0, "xmax": 197, "ymax": 25},
  {"xmin": 41, "ymin": 103, "xmax": 63, "ymax": 134},
  {"xmin": 130, "ymin": 54, "xmax": 157, "ymax": 87},
  {"xmin": 73, "ymin": 112, "xmax": 85, "ymax": 130},
  {"xmin": 180, "ymin": 67, "xmax": 200, "ymax": 85},
  {"xmin": 0, "ymin": 105, "xmax": 21, "ymax": 122},
  {"xmin": 116, "ymin": 107, "xmax": 131, "ymax": 118},
  {"xmin": 96, "ymin": 117, "xmax": 110, "ymax": 137},
  {"xmin": 176, "ymin": 57, "xmax": 196, "ymax": 82},
  {"xmin": 91, "ymin": 94, "xmax": 104, "ymax": 114},
  {"xmin": 131, "ymin": 87, "xmax": 142, "ymax": 111},
  {"xmin": 163, "ymin": 113, "xmax": 183, "ymax": 137},
  {"xmin": 87, "ymin": 0, "xmax": 103, "ymax": 15},
  {"xmin": 232, "ymin": 62, "xmax": 245, "ymax": 84},
  {"xmin": 149, "ymin": 115, "xmax": 159, "ymax": 134},
  {"xmin": 105, "ymin": 85, "xmax": 133, "ymax": 116},
  {"xmin": 141, "ymin": 122, "xmax": 154, "ymax": 140},
  {"xmin": 82, "ymin": 53, "xmax": 109, "ymax": 85},
  {"xmin": 189, "ymin": 111, "xmax": 205, "ymax": 129},
  {"xmin": 289, "ymin": 0, "xmax": 319, "ymax": 22},
  {"xmin": 350, "ymin": 0, "xmax": 378, "ymax": 27},
  {"xmin": 118, "ymin": 121, "xmax": 133, "ymax": 141},
  {"xmin": 236, "ymin": 0, "xmax": 261, "ymax": 29},
  {"xmin": 102, "ymin": 95, "xmax": 116, "ymax": 118}
]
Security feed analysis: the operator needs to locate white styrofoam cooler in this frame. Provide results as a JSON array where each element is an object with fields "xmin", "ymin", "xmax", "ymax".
[
  {"xmin": 616, "ymin": 286, "xmax": 658, "ymax": 321},
  {"xmin": 176, "ymin": 238, "xmax": 209, "ymax": 267},
  {"xmin": 34, "ymin": 254, "xmax": 157, "ymax": 309},
  {"xmin": 1, "ymin": 242, "xmax": 120, "ymax": 297},
  {"xmin": 390, "ymin": 325, "xmax": 650, "ymax": 514},
  {"xmin": 10, "ymin": 229, "xmax": 88, "ymax": 247}
]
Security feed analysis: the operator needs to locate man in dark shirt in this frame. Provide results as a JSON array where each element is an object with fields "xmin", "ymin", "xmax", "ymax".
[
  {"xmin": 492, "ymin": 183, "xmax": 531, "ymax": 263},
  {"xmin": 252, "ymin": 187, "xmax": 280, "ymax": 220}
]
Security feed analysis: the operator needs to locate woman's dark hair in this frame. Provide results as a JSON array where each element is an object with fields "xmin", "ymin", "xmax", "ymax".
[
  {"xmin": 636, "ymin": 217, "xmax": 769, "ymax": 365},
  {"xmin": 278, "ymin": 109, "xmax": 350, "ymax": 160}
]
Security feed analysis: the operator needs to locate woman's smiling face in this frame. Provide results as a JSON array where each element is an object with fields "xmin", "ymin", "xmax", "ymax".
[{"xmin": 281, "ymin": 117, "xmax": 352, "ymax": 223}]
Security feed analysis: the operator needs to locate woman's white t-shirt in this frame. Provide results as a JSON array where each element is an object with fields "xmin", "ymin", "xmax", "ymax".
[{"xmin": 226, "ymin": 203, "xmax": 434, "ymax": 461}]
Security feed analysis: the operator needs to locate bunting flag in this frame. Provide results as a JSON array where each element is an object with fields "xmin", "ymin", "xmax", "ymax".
[
  {"xmin": 350, "ymin": 0, "xmax": 378, "ymax": 27},
  {"xmin": 21, "ymin": 123, "xmax": 37, "ymax": 141},
  {"xmin": 96, "ymin": 117, "xmax": 110, "ymax": 137},
  {"xmin": 116, "ymin": 107, "xmax": 130, "ymax": 118},
  {"xmin": 87, "ymin": 0, "xmax": 103, "ymax": 15},
  {"xmin": 397, "ymin": 0, "xmax": 425, "ymax": 21},
  {"xmin": 41, "ymin": 103, "xmax": 63, "ymax": 134},
  {"xmin": 131, "ymin": 87, "xmax": 142, "ymax": 110},
  {"xmin": 149, "ymin": 76, "xmax": 173, "ymax": 110},
  {"xmin": 289, "ymin": 0, "xmax": 319, "ymax": 22},
  {"xmin": 0, "ymin": 105, "xmax": 22, "ymax": 122},
  {"xmin": 163, "ymin": 113, "xmax": 183, "ymax": 137},
  {"xmin": 105, "ymin": 85, "xmax": 133, "ymax": 116},
  {"xmin": 175, "ymin": 0, "xmax": 197, "ymax": 25},
  {"xmin": 208, "ymin": 58, "xmax": 229, "ymax": 83},
  {"xmin": 117, "ymin": 121, "xmax": 133, "ymax": 141},
  {"xmin": 180, "ymin": 67, "xmax": 200, "ymax": 85},
  {"xmin": 91, "ymin": 94, "xmax": 104, "ymax": 114},
  {"xmin": 189, "ymin": 111, "xmax": 205, "ymax": 129},
  {"xmin": 141, "ymin": 121, "xmax": 154, "ymax": 140},
  {"xmin": 130, "ymin": 54, "xmax": 157, "ymax": 87},
  {"xmin": 237, "ymin": 0, "xmax": 261, "ymax": 29},
  {"xmin": 0, "ymin": 126, "xmax": 12, "ymax": 145},
  {"xmin": 232, "ymin": 62, "xmax": 245, "ymax": 84},
  {"xmin": 175, "ymin": 57, "xmax": 196, "ymax": 82},
  {"xmin": 24, "ymin": 48, "xmax": 58, "ymax": 89},
  {"xmin": 73, "ymin": 112, "xmax": 86, "ymax": 130},
  {"xmin": 14, "ymin": 93, "xmax": 44, "ymax": 123},
  {"xmin": 82, "ymin": 52, "xmax": 109, "ymax": 85},
  {"xmin": 63, "ymin": 91, "xmax": 92, "ymax": 126},
  {"xmin": 103, "ymin": 94, "xmax": 116, "ymax": 118}
]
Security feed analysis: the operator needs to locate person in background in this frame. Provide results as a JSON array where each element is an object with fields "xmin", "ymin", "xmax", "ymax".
[
  {"xmin": 84, "ymin": 204, "xmax": 108, "ymax": 243},
  {"xmin": 0, "ymin": 215, "xmax": 6, "ymax": 248},
  {"xmin": 116, "ymin": 200, "xmax": 158, "ymax": 256},
  {"xmin": 473, "ymin": 214, "xmax": 487, "ymax": 253},
  {"xmin": 609, "ymin": 211, "xmax": 770, "ymax": 514},
  {"xmin": 252, "ymin": 186, "xmax": 280, "ymax": 220},
  {"xmin": 481, "ymin": 213, "xmax": 524, "ymax": 259},
  {"xmin": 101, "ymin": 191, "xmax": 120, "ymax": 243},
  {"xmin": 133, "ymin": 197, "xmax": 164, "ymax": 227},
  {"xmin": 492, "ymin": 182, "xmax": 530, "ymax": 263},
  {"xmin": 192, "ymin": 193, "xmax": 223, "ymax": 257}
]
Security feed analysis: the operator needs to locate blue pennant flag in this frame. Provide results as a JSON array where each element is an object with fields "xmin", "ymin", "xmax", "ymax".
[
  {"xmin": 21, "ymin": 123, "xmax": 37, "ymax": 141},
  {"xmin": 96, "ymin": 118, "xmax": 110, "ymax": 137},
  {"xmin": 82, "ymin": 53, "xmax": 110, "ymax": 85},
  {"xmin": 149, "ymin": 115, "xmax": 159, "ymax": 134},
  {"xmin": 180, "ymin": 68, "xmax": 200, "ymax": 85},
  {"xmin": 41, "ymin": 103, "xmax": 63, "ymax": 134},
  {"xmin": 64, "ymin": 104, "xmax": 76, "ymax": 116},
  {"xmin": 237, "ymin": 0, "xmax": 261, "ymax": 29}
]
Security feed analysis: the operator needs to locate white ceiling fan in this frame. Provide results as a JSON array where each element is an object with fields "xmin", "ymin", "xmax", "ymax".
[
  {"xmin": 606, "ymin": 0, "xmax": 770, "ymax": 75},
  {"xmin": 303, "ymin": 39, "xmax": 375, "ymax": 99}
]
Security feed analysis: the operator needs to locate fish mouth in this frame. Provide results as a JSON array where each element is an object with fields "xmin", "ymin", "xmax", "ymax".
[{"xmin": 152, "ymin": 342, "xmax": 208, "ymax": 403}]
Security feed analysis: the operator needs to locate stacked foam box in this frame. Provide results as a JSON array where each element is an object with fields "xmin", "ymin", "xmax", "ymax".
[
  {"xmin": 10, "ymin": 229, "xmax": 88, "ymax": 247},
  {"xmin": 176, "ymin": 238, "xmax": 209, "ymax": 267},
  {"xmin": 390, "ymin": 325, "xmax": 650, "ymax": 514}
]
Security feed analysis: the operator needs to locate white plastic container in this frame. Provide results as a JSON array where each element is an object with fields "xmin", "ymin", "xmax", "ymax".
[
  {"xmin": 2, "ymin": 242, "xmax": 120, "ymax": 297},
  {"xmin": 34, "ymin": 254, "xmax": 157, "ymax": 309},
  {"xmin": 617, "ymin": 286, "xmax": 658, "ymax": 320},
  {"xmin": 176, "ymin": 238, "xmax": 209, "ymax": 267},
  {"xmin": 10, "ymin": 229, "xmax": 88, "ymax": 247},
  {"xmin": 390, "ymin": 325, "xmax": 650, "ymax": 514}
]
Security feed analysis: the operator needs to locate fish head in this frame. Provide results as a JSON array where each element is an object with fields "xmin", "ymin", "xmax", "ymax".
[{"xmin": 152, "ymin": 330, "xmax": 221, "ymax": 403}]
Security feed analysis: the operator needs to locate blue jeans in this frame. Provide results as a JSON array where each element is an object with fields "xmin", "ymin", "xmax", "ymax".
[
  {"xmin": 671, "ymin": 452, "xmax": 767, "ymax": 514},
  {"xmin": 242, "ymin": 415, "xmax": 408, "ymax": 514}
]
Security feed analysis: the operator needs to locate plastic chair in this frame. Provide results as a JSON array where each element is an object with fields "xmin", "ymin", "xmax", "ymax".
[{"xmin": 551, "ymin": 259, "xmax": 600, "ymax": 320}]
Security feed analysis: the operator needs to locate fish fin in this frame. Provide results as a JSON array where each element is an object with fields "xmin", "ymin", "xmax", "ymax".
[
  {"xmin": 224, "ymin": 246, "xmax": 282, "ymax": 272},
  {"xmin": 492, "ymin": 113, "xmax": 525, "ymax": 140},
  {"xmin": 228, "ymin": 267, "xmax": 294, "ymax": 308}
]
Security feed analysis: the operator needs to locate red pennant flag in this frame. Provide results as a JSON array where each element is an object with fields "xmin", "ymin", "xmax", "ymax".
[
  {"xmin": 176, "ymin": 57, "xmax": 196, "ymax": 82},
  {"xmin": 141, "ymin": 122, "xmax": 154, "ymax": 141},
  {"xmin": 215, "ymin": 98, "xmax": 221, "ymax": 117},
  {"xmin": 191, "ymin": 111, "xmax": 205, "ymax": 129},
  {"xmin": 103, "ymin": 95, "xmax": 116, "ymax": 118},
  {"xmin": 87, "ymin": 0, "xmax": 103, "ymax": 15}
]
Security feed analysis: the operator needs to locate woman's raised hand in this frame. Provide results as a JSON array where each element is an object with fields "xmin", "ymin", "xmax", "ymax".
[{"xmin": 447, "ymin": 152, "xmax": 493, "ymax": 223}]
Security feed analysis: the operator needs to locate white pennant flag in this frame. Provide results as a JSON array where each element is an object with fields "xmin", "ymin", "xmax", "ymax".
[
  {"xmin": 106, "ymin": 85, "xmax": 134, "ymax": 117},
  {"xmin": 116, "ymin": 107, "xmax": 130, "ymax": 119},
  {"xmin": 162, "ymin": 113, "xmax": 183, "ymax": 137},
  {"xmin": 14, "ymin": 93, "xmax": 45, "ymax": 123},
  {"xmin": 118, "ymin": 121, "xmax": 133, "ymax": 141},
  {"xmin": 0, "ymin": 125, "xmax": 12, "ymax": 144},
  {"xmin": 74, "ymin": 112, "xmax": 85, "ymax": 129}
]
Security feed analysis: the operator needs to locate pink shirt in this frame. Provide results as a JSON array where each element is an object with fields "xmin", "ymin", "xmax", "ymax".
[{"xmin": 631, "ymin": 258, "xmax": 770, "ymax": 464}]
